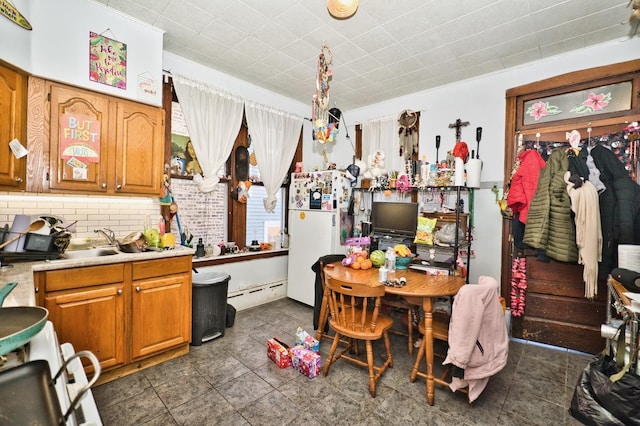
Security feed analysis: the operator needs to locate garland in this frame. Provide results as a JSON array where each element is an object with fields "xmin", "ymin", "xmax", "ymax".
[{"xmin": 510, "ymin": 257, "xmax": 527, "ymax": 317}]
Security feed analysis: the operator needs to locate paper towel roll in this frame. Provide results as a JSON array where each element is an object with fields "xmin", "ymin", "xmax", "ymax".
[
  {"xmin": 454, "ymin": 157, "xmax": 464, "ymax": 186},
  {"xmin": 466, "ymin": 158, "xmax": 482, "ymax": 188}
]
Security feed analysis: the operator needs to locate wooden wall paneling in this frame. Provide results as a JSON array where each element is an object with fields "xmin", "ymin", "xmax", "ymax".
[{"xmin": 26, "ymin": 76, "xmax": 49, "ymax": 192}]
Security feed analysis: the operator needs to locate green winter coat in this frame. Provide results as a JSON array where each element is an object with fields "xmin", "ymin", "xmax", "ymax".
[{"xmin": 522, "ymin": 149, "xmax": 578, "ymax": 263}]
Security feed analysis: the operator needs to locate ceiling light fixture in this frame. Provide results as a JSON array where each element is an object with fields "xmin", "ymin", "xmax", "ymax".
[{"xmin": 327, "ymin": 0, "xmax": 358, "ymax": 20}]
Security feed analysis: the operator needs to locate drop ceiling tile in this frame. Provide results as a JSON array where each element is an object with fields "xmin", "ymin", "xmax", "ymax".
[
  {"xmin": 102, "ymin": 0, "xmax": 160, "ymax": 23},
  {"xmin": 500, "ymin": 48, "xmax": 541, "ymax": 69},
  {"xmin": 199, "ymin": 20, "xmax": 246, "ymax": 47},
  {"xmin": 278, "ymin": 38, "xmax": 318, "ymax": 63},
  {"xmin": 351, "ymin": 27, "xmax": 396, "ymax": 55},
  {"xmin": 278, "ymin": 3, "xmax": 324, "ymax": 38},
  {"xmin": 240, "ymin": 0, "xmax": 299, "ymax": 20},
  {"xmin": 539, "ymin": 35, "xmax": 586, "ymax": 57},
  {"xmin": 163, "ymin": 0, "xmax": 213, "ymax": 33}
]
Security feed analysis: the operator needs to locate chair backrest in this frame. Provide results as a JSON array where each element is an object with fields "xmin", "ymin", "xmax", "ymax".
[{"xmin": 325, "ymin": 275, "xmax": 386, "ymax": 333}]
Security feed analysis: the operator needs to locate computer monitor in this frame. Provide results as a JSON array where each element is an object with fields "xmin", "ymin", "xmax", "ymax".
[{"xmin": 371, "ymin": 201, "xmax": 419, "ymax": 238}]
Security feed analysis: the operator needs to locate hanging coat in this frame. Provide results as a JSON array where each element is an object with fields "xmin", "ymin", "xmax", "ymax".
[{"xmin": 523, "ymin": 149, "xmax": 578, "ymax": 263}]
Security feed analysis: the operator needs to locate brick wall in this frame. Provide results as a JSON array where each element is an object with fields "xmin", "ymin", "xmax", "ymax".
[{"xmin": 169, "ymin": 179, "xmax": 226, "ymax": 246}]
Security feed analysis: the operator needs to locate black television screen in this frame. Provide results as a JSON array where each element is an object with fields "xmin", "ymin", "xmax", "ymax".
[{"xmin": 371, "ymin": 201, "xmax": 419, "ymax": 237}]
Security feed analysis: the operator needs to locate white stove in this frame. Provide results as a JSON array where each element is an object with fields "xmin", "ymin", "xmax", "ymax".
[{"xmin": 0, "ymin": 321, "xmax": 102, "ymax": 425}]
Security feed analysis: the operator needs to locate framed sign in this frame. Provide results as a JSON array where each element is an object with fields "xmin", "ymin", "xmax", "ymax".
[{"xmin": 89, "ymin": 31, "xmax": 127, "ymax": 89}]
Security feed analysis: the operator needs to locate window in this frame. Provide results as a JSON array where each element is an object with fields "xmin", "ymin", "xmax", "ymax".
[
  {"xmin": 245, "ymin": 185, "xmax": 285, "ymax": 246},
  {"xmin": 167, "ymin": 78, "xmax": 301, "ymax": 249}
]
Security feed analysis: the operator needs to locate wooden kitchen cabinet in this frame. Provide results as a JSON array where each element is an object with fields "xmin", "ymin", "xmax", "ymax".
[
  {"xmin": 131, "ymin": 257, "xmax": 192, "ymax": 359},
  {"xmin": 35, "ymin": 255, "xmax": 192, "ymax": 376},
  {"xmin": 29, "ymin": 79, "xmax": 164, "ymax": 196},
  {"xmin": 0, "ymin": 63, "xmax": 27, "ymax": 190}
]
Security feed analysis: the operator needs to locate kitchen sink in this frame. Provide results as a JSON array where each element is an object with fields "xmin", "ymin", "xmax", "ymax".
[{"xmin": 62, "ymin": 247, "xmax": 120, "ymax": 259}]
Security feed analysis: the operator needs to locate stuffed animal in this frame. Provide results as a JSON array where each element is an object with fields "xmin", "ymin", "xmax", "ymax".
[{"xmin": 363, "ymin": 150, "xmax": 387, "ymax": 179}]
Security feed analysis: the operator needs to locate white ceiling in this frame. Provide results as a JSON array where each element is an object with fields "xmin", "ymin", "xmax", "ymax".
[{"xmin": 95, "ymin": 0, "xmax": 634, "ymax": 111}]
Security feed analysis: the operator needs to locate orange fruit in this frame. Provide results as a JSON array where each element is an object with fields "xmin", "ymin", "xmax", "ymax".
[
  {"xmin": 351, "ymin": 261, "xmax": 361, "ymax": 269},
  {"xmin": 362, "ymin": 259, "xmax": 372, "ymax": 269}
]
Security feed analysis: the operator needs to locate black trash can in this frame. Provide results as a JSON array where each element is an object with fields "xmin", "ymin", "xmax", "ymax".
[{"xmin": 191, "ymin": 271, "xmax": 230, "ymax": 345}]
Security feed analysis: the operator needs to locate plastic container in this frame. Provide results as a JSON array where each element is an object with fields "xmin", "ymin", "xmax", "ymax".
[{"xmin": 191, "ymin": 270, "xmax": 230, "ymax": 345}]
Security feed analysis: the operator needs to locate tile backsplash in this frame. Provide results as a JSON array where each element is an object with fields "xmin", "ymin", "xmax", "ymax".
[
  {"xmin": 0, "ymin": 191, "xmax": 161, "ymax": 239},
  {"xmin": 0, "ymin": 179, "xmax": 226, "ymax": 244}
]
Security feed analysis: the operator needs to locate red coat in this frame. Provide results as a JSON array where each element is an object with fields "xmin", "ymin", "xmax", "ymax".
[{"xmin": 507, "ymin": 149, "xmax": 546, "ymax": 224}]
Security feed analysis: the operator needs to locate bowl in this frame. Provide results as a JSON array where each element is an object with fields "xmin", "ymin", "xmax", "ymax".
[{"xmin": 395, "ymin": 255, "xmax": 415, "ymax": 270}]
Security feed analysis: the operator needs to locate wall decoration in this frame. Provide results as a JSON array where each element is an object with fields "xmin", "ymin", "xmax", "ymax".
[
  {"xmin": 523, "ymin": 82, "xmax": 631, "ymax": 125},
  {"xmin": 89, "ymin": 31, "xmax": 127, "ymax": 89},
  {"xmin": 136, "ymin": 71, "xmax": 157, "ymax": 102},
  {"xmin": 59, "ymin": 113, "xmax": 101, "ymax": 163},
  {"xmin": 170, "ymin": 101, "xmax": 201, "ymax": 177},
  {"xmin": 0, "ymin": 0, "xmax": 31, "ymax": 30}
]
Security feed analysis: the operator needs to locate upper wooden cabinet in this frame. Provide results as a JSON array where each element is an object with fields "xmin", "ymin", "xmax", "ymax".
[
  {"xmin": 0, "ymin": 63, "xmax": 27, "ymax": 190},
  {"xmin": 28, "ymin": 78, "xmax": 165, "ymax": 196}
]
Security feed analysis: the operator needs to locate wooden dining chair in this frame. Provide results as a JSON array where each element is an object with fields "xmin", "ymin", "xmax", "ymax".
[
  {"xmin": 409, "ymin": 312, "xmax": 471, "ymax": 401},
  {"xmin": 323, "ymin": 275, "xmax": 394, "ymax": 397}
]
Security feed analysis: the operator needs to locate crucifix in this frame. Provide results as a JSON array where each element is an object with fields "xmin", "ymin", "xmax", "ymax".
[{"xmin": 448, "ymin": 118, "xmax": 470, "ymax": 142}]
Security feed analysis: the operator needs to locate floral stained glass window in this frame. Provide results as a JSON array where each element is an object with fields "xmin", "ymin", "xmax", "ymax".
[{"xmin": 523, "ymin": 82, "xmax": 632, "ymax": 125}]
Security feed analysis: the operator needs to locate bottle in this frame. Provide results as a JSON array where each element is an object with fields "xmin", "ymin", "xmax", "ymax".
[
  {"xmin": 195, "ymin": 238, "xmax": 205, "ymax": 258},
  {"xmin": 385, "ymin": 247, "xmax": 396, "ymax": 275}
]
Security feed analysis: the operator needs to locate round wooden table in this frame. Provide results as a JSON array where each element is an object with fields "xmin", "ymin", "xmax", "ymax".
[{"xmin": 320, "ymin": 263, "xmax": 465, "ymax": 405}]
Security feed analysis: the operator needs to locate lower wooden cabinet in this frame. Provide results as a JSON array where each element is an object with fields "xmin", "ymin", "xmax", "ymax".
[{"xmin": 36, "ymin": 255, "xmax": 192, "ymax": 374}]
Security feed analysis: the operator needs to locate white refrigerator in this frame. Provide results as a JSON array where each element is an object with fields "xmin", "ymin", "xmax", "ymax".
[{"xmin": 287, "ymin": 171, "xmax": 352, "ymax": 306}]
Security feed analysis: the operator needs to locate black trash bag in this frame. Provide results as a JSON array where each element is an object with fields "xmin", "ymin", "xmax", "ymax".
[{"xmin": 570, "ymin": 353, "xmax": 640, "ymax": 426}]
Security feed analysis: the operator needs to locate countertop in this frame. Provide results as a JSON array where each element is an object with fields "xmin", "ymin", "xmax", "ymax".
[{"xmin": 0, "ymin": 247, "xmax": 195, "ymax": 308}]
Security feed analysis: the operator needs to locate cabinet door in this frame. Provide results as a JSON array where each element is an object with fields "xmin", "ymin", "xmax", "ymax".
[
  {"xmin": 49, "ymin": 84, "xmax": 110, "ymax": 192},
  {"xmin": 45, "ymin": 284, "xmax": 126, "ymax": 371},
  {"xmin": 112, "ymin": 100, "xmax": 164, "ymax": 195},
  {"xmin": 0, "ymin": 64, "xmax": 26, "ymax": 189},
  {"xmin": 131, "ymin": 274, "xmax": 190, "ymax": 359}
]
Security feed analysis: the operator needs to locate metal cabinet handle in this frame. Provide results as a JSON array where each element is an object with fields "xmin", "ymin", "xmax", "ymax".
[
  {"xmin": 116, "ymin": 184, "xmax": 122, "ymax": 190},
  {"xmin": 136, "ymin": 286, "xmax": 141, "ymax": 292},
  {"xmin": 101, "ymin": 183, "xmax": 107, "ymax": 188},
  {"xmin": 15, "ymin": 177, "xmax": 23, "ymax": 183},
  {"xmin": 117, "ymin": 289, "xmax": 123, "ymax": 295}
]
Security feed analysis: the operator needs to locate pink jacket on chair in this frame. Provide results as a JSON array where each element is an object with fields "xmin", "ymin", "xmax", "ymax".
[{"xmin": 443, "ymin": 276, "xmax": 509, "ymax": 402}]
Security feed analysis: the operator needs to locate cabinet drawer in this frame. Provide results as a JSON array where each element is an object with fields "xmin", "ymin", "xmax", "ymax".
[
  {"xmin": 44, "ymin": 263, "xmax": 125, "ymax": 292},
  {"xmin": 132, "ymin": 256, "xmax": 192, "ymax": 280}
]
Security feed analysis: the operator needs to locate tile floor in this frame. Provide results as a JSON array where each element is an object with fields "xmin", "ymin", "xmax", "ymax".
[{"xmin": 93, "ymin": 298, "xmax": 592, "ymax": 425}]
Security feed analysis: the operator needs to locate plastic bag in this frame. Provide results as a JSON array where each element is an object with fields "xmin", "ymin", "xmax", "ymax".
[
  {"xmin": 570, "ymin": 353, "xmax": 640, "ymax": 425},
  {"xmin": 435, "ymin": 223, "xmax": 464, "ymax": 245}
]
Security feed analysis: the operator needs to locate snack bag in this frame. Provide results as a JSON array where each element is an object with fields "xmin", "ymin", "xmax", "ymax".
[{"xmin": 414, "ymin": 217, "xmax": 437, "ymax": 245}]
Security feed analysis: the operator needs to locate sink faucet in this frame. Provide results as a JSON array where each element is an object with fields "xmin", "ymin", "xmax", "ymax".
[{"xmin": 94, "ymin": 229, "xmax": 117, "ymax": 246}]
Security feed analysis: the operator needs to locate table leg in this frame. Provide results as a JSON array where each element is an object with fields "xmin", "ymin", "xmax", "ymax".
[
  {"xmin": 423, "ymin": 297, "xmax": 435, "ymax": 405},
  {"xmin": 316, "ymin": 286, "xmax": 329, "ymax": 341}
]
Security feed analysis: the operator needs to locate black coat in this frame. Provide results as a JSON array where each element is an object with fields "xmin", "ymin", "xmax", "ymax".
[{"xmin": 589, "ymin": 144, "xmax": 640, "ymax": 276}]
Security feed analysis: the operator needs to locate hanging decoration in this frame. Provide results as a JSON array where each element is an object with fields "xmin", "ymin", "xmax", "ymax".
[
  {"xmin": 398, "ymin": 110, "xmax": 418, "ymax": 160},
  {"xmin": 510, "ymin": 257, "xmax": 527, "ymax": 317},
  {"xmin": 0, "ymin": 0, "xmax": 31, "ymax": 30},
  {"xmin": 89, "ymin": 30, "xmax": 127, "ymax": 89},
  {"xmin": 312, "ymin": 43, "xmax": 339, "ymax": 147}
]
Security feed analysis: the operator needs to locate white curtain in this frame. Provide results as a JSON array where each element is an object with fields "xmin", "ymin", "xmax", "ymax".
[
  {"xmin": 172, "ymin": 74, "xmax": 244, "ymax": 192},
  {"xmin": 244, "ymin": 101, "xmax": 303, "ymax": 212},
  {"xmin": 362, "ymin": 115, "xmax": 400, "ymax": 174}
]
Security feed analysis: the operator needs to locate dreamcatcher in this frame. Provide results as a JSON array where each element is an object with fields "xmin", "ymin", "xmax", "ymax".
[{"xmin": 312, "ymin": 43, "xmax": 340, "ymax": 162}]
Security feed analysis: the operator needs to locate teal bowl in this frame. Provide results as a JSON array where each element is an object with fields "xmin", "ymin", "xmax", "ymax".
[{"xmin": 395, "ymin": 255, "xmax": 414, "ymax": 270}]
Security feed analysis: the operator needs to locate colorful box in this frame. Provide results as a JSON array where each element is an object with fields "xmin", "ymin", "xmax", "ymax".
[
  {"xmin": 295, "ymin": 327, "xmax": 320, "ymax": 353},
  {"xmin": 267, "ymin": 338, "xmax": 291, "ymax": 369},
  {"xmin": 290, "ymin": 345, "xmax": 321, "ymax": 378}
]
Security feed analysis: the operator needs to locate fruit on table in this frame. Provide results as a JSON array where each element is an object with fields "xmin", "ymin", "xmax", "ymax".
[
  {"xmin": 369, "ymin": 250, "xmax": 385, "ymax": 267},
  {"xmin": 342, "ymin": 252, "xmax": 372, "ymax": 270},
  {"xmin": 394, "ymin": 244, "xmax": 411, "ymax": 257}
]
